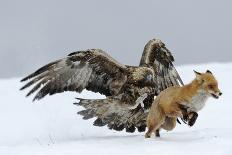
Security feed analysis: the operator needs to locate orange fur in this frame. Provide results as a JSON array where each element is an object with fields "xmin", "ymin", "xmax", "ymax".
[{"xmin": 145, "ymin": 70, "xmax": 222, "ymax": 138}]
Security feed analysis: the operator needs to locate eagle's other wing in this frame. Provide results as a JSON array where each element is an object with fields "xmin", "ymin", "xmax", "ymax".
[
  {"xmin": 140, "ymin": 38, "xmax": 184, "ymax": 93},
  {"xmin": 20, "ymin": 49, "xmax": 128, "ymax": 101},
  {"xmin": 74, "ymin": 97, "xmax": 151, "ymax": 133}
]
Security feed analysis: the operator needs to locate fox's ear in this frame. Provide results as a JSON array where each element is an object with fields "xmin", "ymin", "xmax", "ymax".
[
  {"xmin": 194, "ymin": 70, "xmax": 202, "ymax": 81},
  {"xmin": 206, "ymin": 70, "xmax": 212, "ymax": 74},
  {"xmin": 194, "ymin": 70, "xmax": 201, "ymax": 75}
]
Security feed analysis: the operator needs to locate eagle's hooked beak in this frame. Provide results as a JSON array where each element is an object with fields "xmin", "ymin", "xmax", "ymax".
[
  {"xmin": 145, "ymin": 74, "xmax": 156, "ymax": 85},
  {"xmin": 146, "ymin": 74, "xmax": 152, "ymax": 82}
]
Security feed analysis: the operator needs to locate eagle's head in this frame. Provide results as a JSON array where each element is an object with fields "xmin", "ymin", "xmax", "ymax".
[{"xmin": 130, "ymin": 67, "xmax": 155, "ymax": 86}]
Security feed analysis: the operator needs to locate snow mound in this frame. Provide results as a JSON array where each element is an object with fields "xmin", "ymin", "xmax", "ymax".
[{"xmin": 0, "ymin": 63, "xmax": 232, "ymax": 155}]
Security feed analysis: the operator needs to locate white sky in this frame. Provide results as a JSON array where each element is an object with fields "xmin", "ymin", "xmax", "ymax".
[{"xmin": 0, "ymin": 0, "xmax": 231, "ymax": 78}]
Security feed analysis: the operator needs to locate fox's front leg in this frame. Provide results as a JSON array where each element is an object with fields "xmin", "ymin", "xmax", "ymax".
[
  {"xmin": 187, "ymin": 111, "xmax": 198, "ymax": 127},
  {"xmin": 169, "ymin": 104, "xmax": 198, "ymax": 126},
  {"xmin": 166, "ymin": 105, "xmax": 184, "ymax": 118},
  {"xmin": 178, "ymin": 105, "xmax": 199, "ymax": 126},
  {"xmin": 178, "ymin": 104, "xmax": 199, "ymax": 126}
]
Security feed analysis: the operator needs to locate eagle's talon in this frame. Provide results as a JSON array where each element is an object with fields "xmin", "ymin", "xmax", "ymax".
[
  {"xmin": 129, "ymin": 93, "xmax": 147, "ymax": 110},
  {"xmin": 140, "ymin": 102, "xmax": 144, "ymax": 108},
  {"xmin": 129, "ymin": 102, "xmax": 144, "ymax": 110}
]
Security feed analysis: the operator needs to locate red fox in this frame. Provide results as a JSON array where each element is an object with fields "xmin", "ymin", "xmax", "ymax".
[{"xmin": 145, "ymin": 70, "xmax": 222, "ymax": 138}]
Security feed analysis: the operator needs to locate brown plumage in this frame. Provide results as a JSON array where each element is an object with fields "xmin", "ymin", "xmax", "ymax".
[{"xmin": 20, "ymin": 38, "xmax": 183, "ymax": 133}]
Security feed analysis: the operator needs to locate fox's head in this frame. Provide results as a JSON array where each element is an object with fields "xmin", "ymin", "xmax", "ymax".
[{"xmin": 194, "ymin": 70, "xmax": 222, "ymax": 99}]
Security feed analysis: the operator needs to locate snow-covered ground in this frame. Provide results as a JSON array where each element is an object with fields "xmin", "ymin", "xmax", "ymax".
[{"xmin": 0, "ymin": 63, "xmax": 232, "ymax": 155}]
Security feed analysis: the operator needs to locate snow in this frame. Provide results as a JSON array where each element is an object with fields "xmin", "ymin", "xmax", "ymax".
[{"xmin": 0, "ymin": 63, "xmax": 232, "ymax": 155}]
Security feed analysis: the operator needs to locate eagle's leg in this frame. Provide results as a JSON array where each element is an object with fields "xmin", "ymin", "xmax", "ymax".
[{"xmin": 129, "ymin": 93, "xmax": 147, "ymax": 110}]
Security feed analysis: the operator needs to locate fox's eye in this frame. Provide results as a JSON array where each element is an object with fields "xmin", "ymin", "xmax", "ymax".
[{"xmin": 208, "ymin": 85, "xmax": 214, "ymax": 89}]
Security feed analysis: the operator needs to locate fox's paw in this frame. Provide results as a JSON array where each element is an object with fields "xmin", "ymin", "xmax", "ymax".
[
  {"xmin": 181, "ymin": 114, "xmax": 188, "ymax": 124},
  {"xmin": 145, "ymin": 133, "xmax": 151, "ymax": 138},
  {"xmin": 188, "ymin": 112, "xmax": 198, "ymax": 127}
]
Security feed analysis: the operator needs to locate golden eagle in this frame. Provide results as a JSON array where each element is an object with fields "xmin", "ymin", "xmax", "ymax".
[{"xmin": 20, "ymin": 38, "xmax": 183, "ymax": 133}]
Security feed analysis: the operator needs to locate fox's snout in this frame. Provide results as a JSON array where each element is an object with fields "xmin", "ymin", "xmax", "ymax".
[{"xmin": 209, "ymin": 89, "xmax": 222, "ymax": 99}]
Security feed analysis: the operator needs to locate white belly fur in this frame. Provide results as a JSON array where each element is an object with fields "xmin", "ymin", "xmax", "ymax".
[{"xmin": 185, "ymin": 90, "xmax": 209, "ymax": 112}]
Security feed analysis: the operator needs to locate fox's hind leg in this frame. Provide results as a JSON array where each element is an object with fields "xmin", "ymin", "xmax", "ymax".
[
  {"xmin": 145, "ymin": 125, "xmax": 156, "ymax": 138},
  {"xmin": 145, "ymin": 122, "xmax": 163, "ymax": 138},
  {"xmin": 161, "ymin": 117, "xmax": 177, "ymax": 131},
  {"xmin": 145, "ymin": 108, "xmax": 165, "ymax": 138},
  {"xmin": 155, "ymin": 117, "xmax": 177, "ymax": 137},
  {"xmin": 155, "ymin": 129, "xmax": 160, "ymax": 137}
]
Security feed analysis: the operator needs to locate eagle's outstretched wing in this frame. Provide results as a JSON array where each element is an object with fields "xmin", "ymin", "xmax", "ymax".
[
  {"xmin": 140, "ymin": 38, "xmax": 184, "ymax": 93},
  {"xmin": 20, "ymin": 49, "xmax": 128, "ymax": 101}
]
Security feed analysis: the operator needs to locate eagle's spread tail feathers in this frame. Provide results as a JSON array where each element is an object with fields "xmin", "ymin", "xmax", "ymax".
[{"xmin": 74, "ymin": 98, "xmax": 148, "ymax": 133}]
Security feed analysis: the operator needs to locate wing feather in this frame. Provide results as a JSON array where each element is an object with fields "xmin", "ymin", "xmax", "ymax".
[
  {"xmin": 140, "ymin": 38, "xmax": 184, "ymax": 94},
  {"xmin": 20, "ymin": 49, "xmax": 127, "ymax": 101},
  {"xmin": 74, "ymin": 98, "xmax": 148, "ymax": 133}
]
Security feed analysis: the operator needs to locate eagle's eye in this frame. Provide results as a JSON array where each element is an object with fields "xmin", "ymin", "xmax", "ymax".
[{"xmin": 146, "ymin": 74, "xmax": 153, "ymax": 82}]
